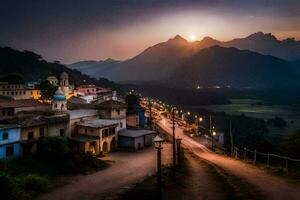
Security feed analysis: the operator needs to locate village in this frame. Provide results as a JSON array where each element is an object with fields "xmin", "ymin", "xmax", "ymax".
[{"xmin": 0, "ymin": 72, "xmax": 155, "ymax": 160}]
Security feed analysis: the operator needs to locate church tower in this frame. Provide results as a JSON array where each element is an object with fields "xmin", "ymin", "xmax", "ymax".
[
  {"xmin": 52, "ymin": 87, "xmax": 67, "ymax": 112},
  {"xmin": 60, "ymin": 72, "xmax": 69, "ymax": 96}
]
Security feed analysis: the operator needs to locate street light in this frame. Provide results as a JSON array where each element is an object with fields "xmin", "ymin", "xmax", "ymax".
[
  {"xmin": 212, "ymin": 131, "xmax": 216, "ymax": 151},
  {"xmin": 154, "ymin": 135, "xmax": 164, "ymax": 196},
  {"xmin": 176, "ymin": 137, "xmax": 182, "ymax": 168}
]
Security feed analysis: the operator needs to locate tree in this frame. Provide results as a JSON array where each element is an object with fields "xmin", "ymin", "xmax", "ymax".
[
  {"xmin": 38, "ymin": 80, "xmax": 58, "ymax": 101},
  {"xmin": 126, "ymin": 94, "xmax": 140, "ymax": 111},
  {"xmin": 0, "ymin": 73, "xmax": 24, "ymax": 84}
]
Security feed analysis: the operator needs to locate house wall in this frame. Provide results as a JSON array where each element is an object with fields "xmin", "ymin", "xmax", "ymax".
[
  {"xmin": 48, "ymin": 122, "xmax": 69, "ymax": 137},
  {"xmin": 126, "ymin": 114, "xmax": 139, "ymax": 127},
  {"xmin": 0, "ymin": 143, "xmax": 21, "ymax": 159},
  {"xmin": 134, "ymin": 136, "xmax": 145, "ymax": 150},
  {"xmin": 21, "ymin": 125, "xmax": 47, "ymax": 141},
  {"xmin": 0, "ymin": 108, "xmax": 14, "ymax": 119},
  {"xmin": 69, "ymin": 115, "xmax": 98, "ymax": 136},
  {"xmin": 0, "ymin": 127, "xmax": 21, "ymax": 145},
  {"xmin": 0, "ymin": 127, "xmax": 21, "ymax": 159}
]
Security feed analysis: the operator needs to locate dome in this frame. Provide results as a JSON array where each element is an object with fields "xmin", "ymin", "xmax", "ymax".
[
  {"xmin": 53, "ymin": 87, "xmax": 66, "ymax": 101},
  {"xmin": 60, "ymin": 72, "xmax": 69, "ymax": 79}
]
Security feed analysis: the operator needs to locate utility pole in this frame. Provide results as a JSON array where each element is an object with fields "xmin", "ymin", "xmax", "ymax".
[
  {"xmin": 172, "ymin": 108, "xmax": 176, "ymax": 177},
  {"xmin": 229, "ymin": 120, "xmax": 234, "ymax": 156},
  {"xmin": 210, "ymin": 115, "xmax": 213, "ymax": 150},
  {"xmin": 148, "ymin": 99, "xmax": 152, "ymax": 129}
]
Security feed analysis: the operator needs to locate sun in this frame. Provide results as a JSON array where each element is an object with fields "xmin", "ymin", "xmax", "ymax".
[{"xmin": 189, "ymin": 35, "xmax": 196, "ymax": 42}]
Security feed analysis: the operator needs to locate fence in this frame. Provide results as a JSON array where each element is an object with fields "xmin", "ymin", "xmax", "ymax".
[{"xmin": 232, "ymin": 146, "xmax": 300, "ymax": 172}]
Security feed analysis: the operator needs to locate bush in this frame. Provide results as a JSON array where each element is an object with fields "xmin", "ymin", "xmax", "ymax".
[
  {"xmin": 38, "ymin": 137, "xmax": 71, "ymax": 160},
  {"xmin": 0, "ymin": 172, "xmax": 27, "ymax": 200},
  {"xmin": 22, "ymin": 174, "xmax": 49, "ymax": 192}
]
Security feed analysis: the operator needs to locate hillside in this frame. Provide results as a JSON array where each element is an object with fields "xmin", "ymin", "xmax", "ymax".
[
  {"xmin": 0, "ymin": 47, "xmax": 118, "ymax": 89},
  {"xmin": 69, "ymin": 32, "xmax": 300, "ymax": 83},
  {"xmin": 170, "ymin": 46, "xmax": 299, "ymax": 88},
  {"xmin": 69, "ymin": 59, "xmax": 121, "ymax": 78}
]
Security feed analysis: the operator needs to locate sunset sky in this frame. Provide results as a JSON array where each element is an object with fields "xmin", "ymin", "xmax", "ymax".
[{"xmin": 1, "ymin": 0, "xmax": 300, "ymax": 63}]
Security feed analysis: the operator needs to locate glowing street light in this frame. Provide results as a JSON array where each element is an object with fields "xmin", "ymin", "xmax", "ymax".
[
  {"xmin": 199, "ymin": 117, "xmax": 203, "ymax": 122},
  {"xmin": 153, "ymin": 135, "xmax": 164, "ymax": 196}
]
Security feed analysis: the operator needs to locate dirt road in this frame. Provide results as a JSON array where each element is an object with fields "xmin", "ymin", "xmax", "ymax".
[
  {"xmin": 37, "ymin": 145, "xmax": 171, "ymax": 200},
  {"xmin": 157, "ymin": 117, "xmax": 300, "ymax": 200}
]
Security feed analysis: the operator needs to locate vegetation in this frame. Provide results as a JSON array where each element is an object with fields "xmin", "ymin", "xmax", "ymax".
[
  {"xmin": 0, "ymin": 46, "xmax": 120, "ymax": 90},
  {"xmin": 267, "ymin": 117, "xmax": 287, "ymax": 127},
  {"xmin": 37, "ymin": 80, "xmax": 58, "ymax": 101},
  {"xmin": 125, "ymin": 94, "xmax": 141, "ymax": 111},
  {"xmin": 0, "ymin": 73, "xmax": 25, "ymax": 84},
  {"xmin": 0, "ymin": 137, "xmax": 108, "ymax": 199},
  {"xmin": 281, "ymin": 129, "xmax": 300, "ymax": 159}
]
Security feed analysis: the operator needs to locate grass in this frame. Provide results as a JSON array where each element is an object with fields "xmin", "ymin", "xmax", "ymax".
[{"xmin": 0, "ymin": 149, "xmax": 108, "ymax": 200}]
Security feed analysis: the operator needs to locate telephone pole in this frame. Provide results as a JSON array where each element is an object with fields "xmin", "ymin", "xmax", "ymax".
[
  {"xmin": 230, "ymin": 120, "xmax": 234, "ymax": 156},
  {"xmin": 172, "ymin": 108, "xmax": 176, "ymax": 177},
  {"xmin": 148, "ymin": 99, "xmax": 152, "ymax": 129}
]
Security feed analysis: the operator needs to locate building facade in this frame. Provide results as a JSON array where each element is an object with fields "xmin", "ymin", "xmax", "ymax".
[
  {"xmin": 72, "ymin": 119, "xmax": 119, "ymax": 154},
  {"xmin": 0, "ymin": 124, "xmax": 21, "ymax": 160}
]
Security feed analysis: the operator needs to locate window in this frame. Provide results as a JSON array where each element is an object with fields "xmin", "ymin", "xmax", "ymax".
[
  {"xmin": 39, "ymin": 127, "xmax": 45, "ymax": 137},
  {"xmin": 85, "ymin": 129, "xmax": 87, "ymax": 134},
  {"xmin": 6, "ymin": 146, "xmax": 14, "ymax": 157},
  {"xmin": 28, "ymin": 132, "xmax": 34, "ymax": 140},
  {"xmin": 55, "ymin": 104, "xmax": 58, "ymax": 108},
  {"xmin": 23, "ymin": 91, "xmax": 25, "ymax": 95},
  {"xmin": 116, "ymin": 109, "xmax": 121, "ymax": 115},
  {"xmin": 120, "ymin": 122, "xmax": 123, "ymax": 128},
  {"xmin": 2, "ymin": 132, "xmax": 8, "ymax": 140},
  {"xmin": 2, "ymin": 110, "xmax": 6, "ymax": 116},
  {"xmin": 60, "ymin": 129, "xmax": 65, "ymax": 137}
]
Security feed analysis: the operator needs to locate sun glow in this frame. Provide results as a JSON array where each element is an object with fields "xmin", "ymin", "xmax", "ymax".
[{"xmin": 189, "ymin": 35, "xmax": 196, "ymax": 42}]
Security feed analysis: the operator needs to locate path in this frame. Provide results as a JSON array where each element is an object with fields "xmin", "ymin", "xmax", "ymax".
[
  {"xmin": 157, "ymin": 117, "xmax": 300, "ymax": 200},
  {"xmin": 37, "ymin": 145, "xmax": 171, "ymax": 200}
]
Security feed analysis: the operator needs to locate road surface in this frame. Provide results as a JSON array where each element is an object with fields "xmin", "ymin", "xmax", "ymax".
[
  {"xmin": 157, "ymin": 117, "xmax": 300, "ymax": 200},
  {"xmin": 37, "ymin": 145, "xmax": 171, "ymax": 200}
]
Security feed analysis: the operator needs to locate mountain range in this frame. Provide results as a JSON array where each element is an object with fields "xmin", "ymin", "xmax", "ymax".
[
  {"xmin": 0, "ymin": 47, "xmax": 118, "ymax": 89},
  {"xmin": 69, "ymin": 32, "xmax": 300, "ymax": 88}
]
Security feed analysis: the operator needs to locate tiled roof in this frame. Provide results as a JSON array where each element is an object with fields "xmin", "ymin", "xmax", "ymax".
[
  {"xmin": 68, "ymin": 109, "xmax": 98, "ymax": 120},
  {"xmin": 119, "ymin": 129, "xmax": 155, "ymax": 138},
  {"xmin": 0, "ymin": 99, "xmax": 42, "ymax": 109},
  {"xmin": 78, "ymin": 119, "xmax": 118, "ymax": 128},
  {"xmin": 95, "ymin": 99, "xmax": 127, "ymax": 109}
]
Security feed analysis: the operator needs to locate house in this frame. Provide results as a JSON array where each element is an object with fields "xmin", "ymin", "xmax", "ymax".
[
  {"xmin": 46, "ymin": 76, "xmax": 58, "ymax": 86},
  {"xmin": 0, "ymin": 123, "xmax": 21, "ymax": 160},
  {"xmin": 118, "ymin": 129, "xmax": 155, "ymax": 151},
  {"xmin": 71, "ymin": 119, "xmax": 118, "ymax": 154},
  {"xmin": 12, "ymin": 116, "xmax": 47, "ymax": 155},
  {"xmin": 76, "ymin": 85, "xmax": 97, "ymax": 97},
  {"xmin": 95, "ymin": 99, "xmax": 127, "ymax": 130},
  {"xmin": 126, "ymin": 113, "xmax": 140, "ymax": 127},
  {"xmin": 68, "ymin": 109, "xmax": 98, "ymax": 136},
  {"xmin": 0, "ymin": 99, "xmax": 47, "ymax": 119},
  {"xmin": 0, "ymin": 82, "xmax": 35, "ymax": 100}
]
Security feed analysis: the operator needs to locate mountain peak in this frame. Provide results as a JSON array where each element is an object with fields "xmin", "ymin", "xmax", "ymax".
[
  {"xmin": 167, "ymin": 35, "xmax": 187, "ymax": 43},
  {"xmin": 248, "ymin": 32, "xmax": 277, "ymax": 41}
]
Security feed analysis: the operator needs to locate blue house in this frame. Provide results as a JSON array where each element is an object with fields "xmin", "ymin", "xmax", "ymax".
[
  {"xmin": 0, "ymin": 124, "xmax": 21, "ymax": 160},
  {"xmin": 138, "ymin": 107, "xmax": 146, "ymax": 127}
]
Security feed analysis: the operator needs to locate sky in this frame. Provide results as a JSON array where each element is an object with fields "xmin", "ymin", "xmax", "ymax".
[{"xmin": 0, "ymin": 0, "xmax": 300, "ymax": 63}]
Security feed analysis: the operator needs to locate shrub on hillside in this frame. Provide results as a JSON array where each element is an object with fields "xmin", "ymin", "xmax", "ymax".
[{"xmin": 22, "ymin": 174, "xmax": 49, "ymax": 192}]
